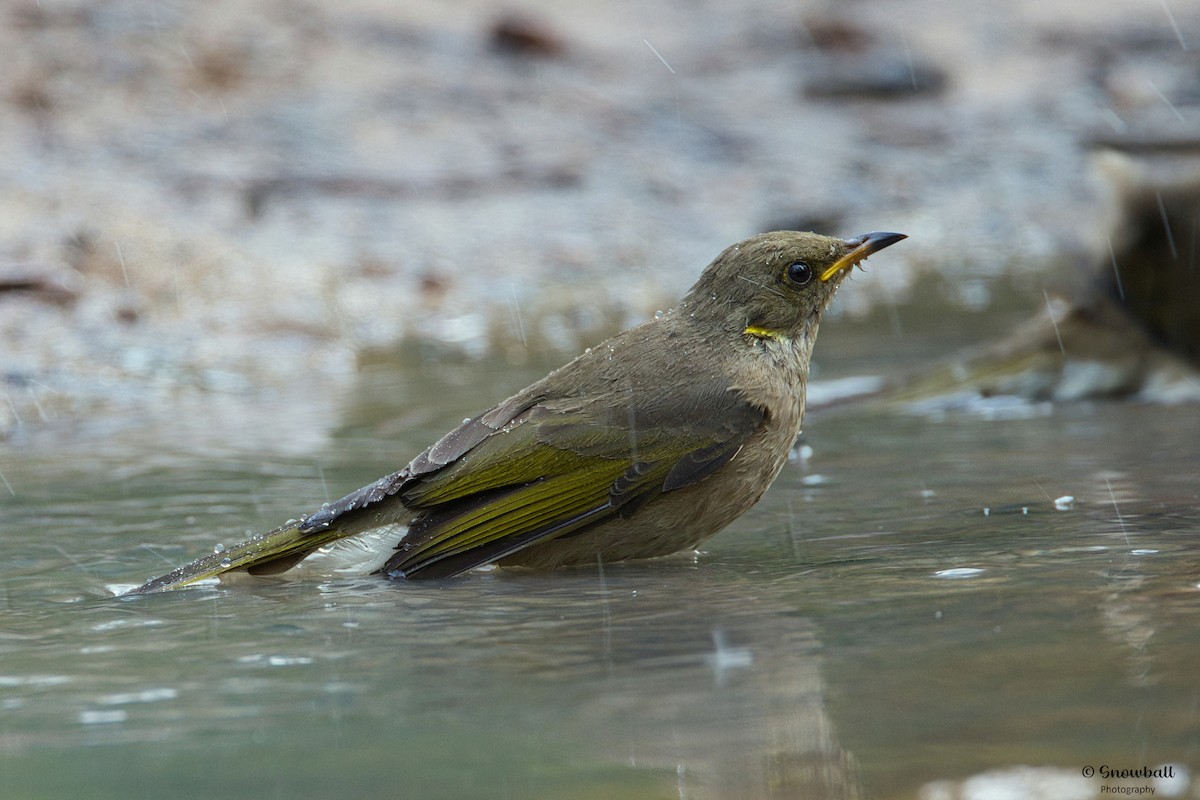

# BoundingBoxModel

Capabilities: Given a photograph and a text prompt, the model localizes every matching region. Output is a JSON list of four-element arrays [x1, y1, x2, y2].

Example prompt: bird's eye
[[786, 261, 813, 286]]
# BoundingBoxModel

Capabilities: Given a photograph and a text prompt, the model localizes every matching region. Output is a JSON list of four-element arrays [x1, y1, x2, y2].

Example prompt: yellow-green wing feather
[[383, 390, 762, 578]]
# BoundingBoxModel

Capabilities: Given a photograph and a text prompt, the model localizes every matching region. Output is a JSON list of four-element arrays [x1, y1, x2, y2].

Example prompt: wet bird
[[129, 230, 906, 593]]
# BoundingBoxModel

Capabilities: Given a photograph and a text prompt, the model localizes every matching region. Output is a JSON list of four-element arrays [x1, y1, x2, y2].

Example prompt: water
[[2, 351, 1199, 799]]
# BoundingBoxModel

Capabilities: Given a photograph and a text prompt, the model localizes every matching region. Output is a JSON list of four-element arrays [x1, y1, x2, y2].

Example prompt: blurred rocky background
[[2, 0, 1199, 440]]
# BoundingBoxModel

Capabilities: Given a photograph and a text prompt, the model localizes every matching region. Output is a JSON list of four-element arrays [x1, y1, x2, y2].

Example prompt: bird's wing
[[382, 380, 765, 578]]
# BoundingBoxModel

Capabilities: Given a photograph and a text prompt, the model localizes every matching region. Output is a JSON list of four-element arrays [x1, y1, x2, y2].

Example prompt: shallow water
[[2, 341, 1199, 799]]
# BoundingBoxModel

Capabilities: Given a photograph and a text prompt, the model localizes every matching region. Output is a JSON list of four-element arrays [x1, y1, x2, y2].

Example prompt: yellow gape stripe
[[743, 325, 784, 340], [819, 263, 843, 281]]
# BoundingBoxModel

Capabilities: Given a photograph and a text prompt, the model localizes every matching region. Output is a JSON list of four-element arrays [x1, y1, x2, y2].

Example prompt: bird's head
[[684, 230, 906, 343]]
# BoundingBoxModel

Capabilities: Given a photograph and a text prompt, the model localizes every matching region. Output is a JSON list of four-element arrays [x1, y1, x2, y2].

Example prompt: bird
[[128, 230, 906, 593]]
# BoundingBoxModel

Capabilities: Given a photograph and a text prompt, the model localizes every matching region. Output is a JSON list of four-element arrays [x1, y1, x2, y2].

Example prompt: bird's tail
[[126, 520, 349, 594], [126, 471, 411, 594]]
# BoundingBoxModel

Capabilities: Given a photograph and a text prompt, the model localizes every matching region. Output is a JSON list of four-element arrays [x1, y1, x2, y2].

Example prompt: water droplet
[[462, 418, 471, 425], [584, 347, 592, 354], [654, 310, 664, 319], [213, 543, 226, 554], [788, 443, 814, 464], [267, 655, 314, 667], [934, 567, 985, 579], [220, 557, 232, 568]]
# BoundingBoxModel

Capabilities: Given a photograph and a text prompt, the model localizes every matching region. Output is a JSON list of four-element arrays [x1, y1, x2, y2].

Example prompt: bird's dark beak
[[820, 231, 908, 282]]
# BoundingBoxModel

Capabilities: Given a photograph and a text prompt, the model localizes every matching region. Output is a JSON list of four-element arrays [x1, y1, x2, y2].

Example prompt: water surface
[[2, 345, 1198, 799]]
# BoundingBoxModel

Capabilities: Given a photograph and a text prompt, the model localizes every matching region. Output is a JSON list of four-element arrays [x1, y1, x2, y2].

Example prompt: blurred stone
[[801, 17, 875, 53], [0, 264, 79, 305], [489, 12, 565, 58], [804, 53, 948, 99], [920, 766, 1093, 800]]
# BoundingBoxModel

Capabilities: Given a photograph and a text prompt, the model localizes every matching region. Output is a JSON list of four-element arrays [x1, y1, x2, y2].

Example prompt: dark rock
[[1099, 159, 1200, 367], [804, 53, 948, 99], [0, 264, 79, 305], [801, 18, 876, 53], [489, 12, 565, 58]]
